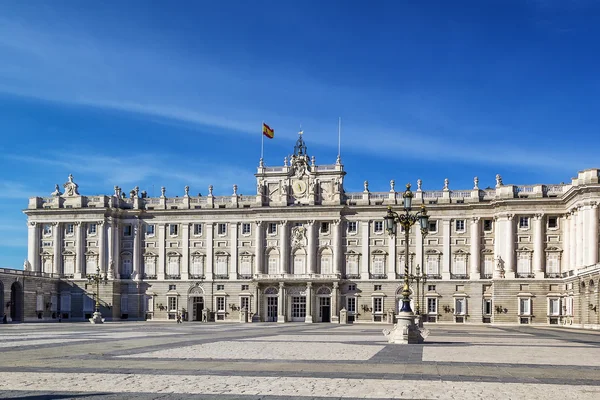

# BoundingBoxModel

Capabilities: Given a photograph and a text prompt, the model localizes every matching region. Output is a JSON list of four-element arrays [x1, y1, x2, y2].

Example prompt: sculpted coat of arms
[[291, 226, 306, 247]]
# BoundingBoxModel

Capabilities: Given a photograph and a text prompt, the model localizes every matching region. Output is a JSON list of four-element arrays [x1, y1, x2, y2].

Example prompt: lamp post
[[382, 183, 429, 344], [410, 264, 428, 327], [87, 265, 108, 324]]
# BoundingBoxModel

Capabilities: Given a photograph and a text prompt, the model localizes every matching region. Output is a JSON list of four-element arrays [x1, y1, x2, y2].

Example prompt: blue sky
[[1, 1, 599, 268]]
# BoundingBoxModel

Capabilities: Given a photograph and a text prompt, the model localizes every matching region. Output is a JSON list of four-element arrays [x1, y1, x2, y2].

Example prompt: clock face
[[293, 180, 307, 195]]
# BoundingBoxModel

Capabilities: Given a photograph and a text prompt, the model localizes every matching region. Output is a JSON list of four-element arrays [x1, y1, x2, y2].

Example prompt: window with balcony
[[482, 254, 494, 278], [144, 257, 156, 278], [372, 255, 385, 277], [546, 253, 560, 277], [215, 255, 228, 277], [346, 255, 359, 278], [452, 254, 467, 278], [239, 256, 252, 277], [426, 255, 440, 276], [190, 256, 204, 278], [268, 255, 279, 274], [517, 252, 533, 277]]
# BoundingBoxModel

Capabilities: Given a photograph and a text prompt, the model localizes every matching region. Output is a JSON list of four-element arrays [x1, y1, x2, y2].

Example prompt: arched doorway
[[187, 285, 205, 322], [10, 282, 23, 322], [316, 286, 332, 323]]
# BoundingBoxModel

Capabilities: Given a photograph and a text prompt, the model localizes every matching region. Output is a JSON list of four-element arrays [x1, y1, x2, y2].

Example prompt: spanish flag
[[262, 123, 274, 139]]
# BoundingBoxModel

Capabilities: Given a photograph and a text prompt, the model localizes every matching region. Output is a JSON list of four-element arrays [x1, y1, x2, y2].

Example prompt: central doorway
[[291, 296, 306, 322], [266, 296, 278, 322], [192, 297, 204, 321], [319, 297, 331, 323]]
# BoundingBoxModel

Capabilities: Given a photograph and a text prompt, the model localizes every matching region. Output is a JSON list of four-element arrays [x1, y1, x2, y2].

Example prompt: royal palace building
[[3, 132, 600, 328]]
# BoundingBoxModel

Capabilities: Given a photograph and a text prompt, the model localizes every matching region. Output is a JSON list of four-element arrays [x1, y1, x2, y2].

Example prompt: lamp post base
[[89, 311, 105, 324], [382, 312, 429, 344]]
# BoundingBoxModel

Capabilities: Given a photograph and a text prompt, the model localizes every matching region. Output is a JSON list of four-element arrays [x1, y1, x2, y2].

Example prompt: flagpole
[[261, 121, 264, 161], [337, 117, 341, 163]]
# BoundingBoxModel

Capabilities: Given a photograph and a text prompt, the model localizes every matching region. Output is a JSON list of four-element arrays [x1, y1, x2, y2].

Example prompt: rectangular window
[[66, 223, 74, 235], [374, 285, 382, 291], [427, 298, 437, 314], [428, 221, 438, 233], [218, 223, 227, 235], [168, 284, 176, 291], [347, 221, 358, 233], [240, 296, 250, 311], [519, 217, 529, 229], [549, 298, 560, 315], [428, 285, 436, 291], [455, 220, 465, 232], [169, 224, 178, 236], [267, 223, 277, 235], [168, 297, 177, 312], [548, 217, 558, 229], [373, 297, 383, 313], [372, 256, 385, 275], [241, 284, 249, 291], [520, 298, 531, 315], [193, 224, 202, 236], [348, 284, 356, 291], [346, 296, 356, 313], [268, 257, 278, 274], [88, 223, 97, 235], [146, 224, 155, 236], [320, 222, 330, 234], [242, 223, 251, 235], [217, 284, 225, 291], [216, 296, 226, 312], [455, 298, 466, 315], [374, 221, 383, 233], [122, 225, 132, 237], [483, 299, 492, 315], [347, 257, 359, 276], [43, 223, 52, 236], [427, 256, 439, 276], [483, 220, 493, 232], [36, 294, 44, 312]]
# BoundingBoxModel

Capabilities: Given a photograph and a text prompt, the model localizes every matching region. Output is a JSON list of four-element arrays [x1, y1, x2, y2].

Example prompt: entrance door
[[192, 297, 204, 321], [10, 282, 22, 322], [266, 297, 278, 322], [320, 297, 331, 323], [291, 296, 306, 322]]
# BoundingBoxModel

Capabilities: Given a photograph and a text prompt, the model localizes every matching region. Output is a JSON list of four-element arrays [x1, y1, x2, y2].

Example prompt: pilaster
[[470, 217, 480, 279], [387, 232, 396, 280], [533, 213, 545, 278], [307, 221, 316, 274], [230, 222, 238, 279], [563, 213, 570, 275], [279, 221, 288, 274], [361, 220, 370, 279], [75, 222, 83, 279], [277, 282, 286, 322], [505, 214, 515, 277], [442, 219, 451, 280], [132, 219, 141, 281], [331, 281, 339, 323], [27, 222, 40, 272], [333, 220, 342, 274], [107, 218, 114, 279], [570, 209, 577, 271], [113, 221, 121, 278], [181, 223, 190, 280], [305, 282, 313, 323], [52, 222, 61, 276], [416, 226, 423, 278], [157, 223, 166, 280], [206, 223, 214, 280], [98, 220, 106, 276], [591, 203, 599, 265], [254, 222, 264, 274], [576, 207, 583, 268]]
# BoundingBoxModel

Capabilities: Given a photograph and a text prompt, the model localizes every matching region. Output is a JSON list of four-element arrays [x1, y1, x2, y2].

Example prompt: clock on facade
[[292, 179, 307, 195]]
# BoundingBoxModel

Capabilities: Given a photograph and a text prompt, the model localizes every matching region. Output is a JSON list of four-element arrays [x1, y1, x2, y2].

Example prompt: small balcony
[[516, 273, 535, 278], [143, 274, 157, 280], [238, 274, 253, 280], [481, 274, 493, 279], [165, 274, 181, 280], [343, 274, 361, 280], [450, 274, 469, 280], [369, 274, 387, 280], [545, 273, 561, 279], [254, 273, 341, 282], [214, 274, 229, 280], [189, 274, 205, 280]]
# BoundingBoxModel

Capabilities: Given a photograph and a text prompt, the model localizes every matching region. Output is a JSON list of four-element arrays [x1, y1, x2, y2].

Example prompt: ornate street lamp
[[87, 265, 108, 324], [382, 183, 430, 344]]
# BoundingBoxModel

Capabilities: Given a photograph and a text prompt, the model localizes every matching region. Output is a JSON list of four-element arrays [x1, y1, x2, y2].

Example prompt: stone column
[[253, 285, 261, 322], [442, 219, 451, 279], [157, 223, 166, 280], [570, 209, 577, 272], [98, 220, 106, 276], [563, 214, 570, 275], [361, 220, 370, 278], [107, 218, 114, 279], [308, 221, 317, 274], [533, 213, 545, 278], [206, 223, 214, 280], [493, 215, 502, 265], [505, 214, 515, 276], [470, 217, 480, 279], [333, 220, 342, 275], [27, 222, 40, 272], [75, 222, 83, 279], [113, 221, 121, 278], [181, 223, 190, 280], [255, 222, 264, 275], [230, 222, 238, 279], [331, 281, 339, 323], [53, 222, 61, 276], [576, 207, 584, 268], [416, 225, 423, 278], [277, 282, 285, 323], [279, 221, 288, 274], [589, 203, 599, 266], [305, 282, 313, 323], [387, 230, 396, 280], [132, 219, 141, 281]]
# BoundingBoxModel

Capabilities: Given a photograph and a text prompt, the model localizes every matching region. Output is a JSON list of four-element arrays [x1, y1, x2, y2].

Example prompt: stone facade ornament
[[184, 186, 190, 197], [257, 179, 265, 195], [473, 177, 479, 190], [208, 185, 213, 197], [291, 226, 306, 247], [23, 259, 31, 271], [283, 156, 288, 167], [63, 174, 79, 197], [160, 186, 166, 198], [496, 174, 503, 188], [233, 184, 238, 195], [311, 155, 316, 167], [443, 178, 449, 191], [51, 184, 62, 196], [364, 180, 369, 193], [417, 179, 422, 192], [390, 180, 395, 193]]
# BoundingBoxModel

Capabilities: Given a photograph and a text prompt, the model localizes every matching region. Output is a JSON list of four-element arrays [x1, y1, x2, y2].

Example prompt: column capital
[[279, 282, 285, 288], [332, 219, 342, 226], [97, 220, 105, 226], [333, 281, 339, 289], [254, 220, 263, 227], [73, 221, 82, 226], [306, 282, 313, 288], [28, 221, 38, 227], [471, 217, 480, 223], [278, 220, 288, 227], [534, 213, 544, 220], [506, 213, 514, 221]]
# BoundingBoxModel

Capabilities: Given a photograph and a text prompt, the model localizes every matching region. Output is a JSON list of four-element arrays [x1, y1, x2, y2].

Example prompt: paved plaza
[[1, 323, 600, 399]]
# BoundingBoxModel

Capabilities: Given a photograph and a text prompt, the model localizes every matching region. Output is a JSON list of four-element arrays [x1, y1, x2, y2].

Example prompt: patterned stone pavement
[[1, 322, 600, 399]]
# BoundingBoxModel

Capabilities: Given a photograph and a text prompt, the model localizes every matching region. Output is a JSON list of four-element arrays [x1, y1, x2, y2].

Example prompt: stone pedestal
[[339, 308, 348, 324], [89, 311, 105, 324], [240, 308, 248, 323], [382, 312, 429, 344]]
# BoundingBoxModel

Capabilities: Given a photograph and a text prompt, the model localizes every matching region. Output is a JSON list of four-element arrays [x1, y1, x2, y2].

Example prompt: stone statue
[[309, 179, 316, 194], [51, 184, 62, 196], [257, 180, 264, 195], [283, 156, 288, 167], [473, 176, 479, 190], [233, 184, 238, 195], [160, 186, 166, 198], [364, 180, 369, 193], [496, 174, 503, 188], [184, 186, 190, 197], [208, 185, 213, 196], [390, 180, 395, 193], [443, 178, 449, 191], [282, 182, 288, 195], [134, 186, 139, 197], [311, 155, 316, 166], [417, 179, 422, 191], [23, 259, 31, 271], [114, 186, 119, 197]]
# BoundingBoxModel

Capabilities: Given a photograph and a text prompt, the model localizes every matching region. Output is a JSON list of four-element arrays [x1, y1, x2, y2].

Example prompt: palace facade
[[6, 133, 600, 328]]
